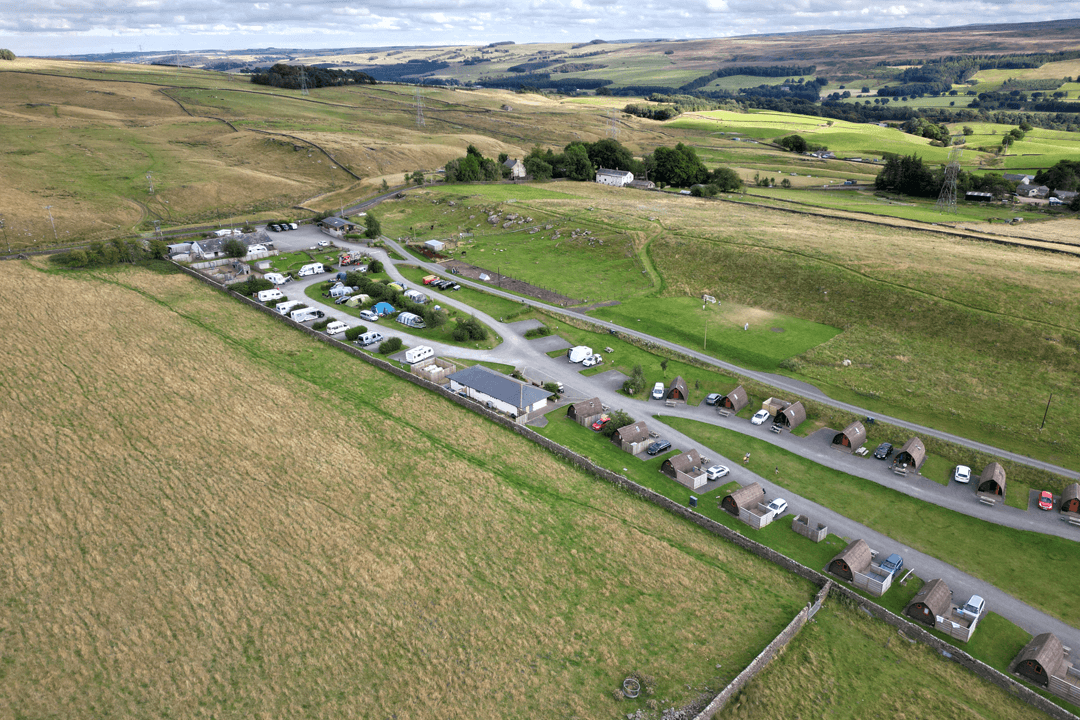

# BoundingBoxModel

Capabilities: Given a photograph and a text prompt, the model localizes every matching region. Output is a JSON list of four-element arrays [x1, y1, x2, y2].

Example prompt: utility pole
[[704, 314, 708, 350], [0, 214, 9, 253], [1041, 393, 1054, 430], [44, 206, 57, 241]]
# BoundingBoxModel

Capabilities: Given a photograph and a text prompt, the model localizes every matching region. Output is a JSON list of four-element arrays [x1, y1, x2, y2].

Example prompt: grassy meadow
[[0, 260, 824, 718]]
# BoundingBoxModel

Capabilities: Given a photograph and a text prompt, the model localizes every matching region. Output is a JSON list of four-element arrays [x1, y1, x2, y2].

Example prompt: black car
[[268, 224, 280, 232], [646, 439, 672, 456], [873, 442, 894, 460]]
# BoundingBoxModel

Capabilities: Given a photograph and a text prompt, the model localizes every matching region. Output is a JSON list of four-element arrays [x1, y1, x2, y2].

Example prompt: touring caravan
[[290, 307, 326, 323], [275, 300, 304, 315], [298, 263, 325, 277], [256, 289, 285, 303], [263, 272, 288, 285], [404, 345, 435, 364], [324, 321, 350, 335]]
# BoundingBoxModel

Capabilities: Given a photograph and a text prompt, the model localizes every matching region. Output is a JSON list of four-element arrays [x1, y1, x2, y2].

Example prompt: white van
[[404, 345, 435, 364], [298, 263, 325, 277], [257, 289, 285, 302], [325, 320, 350, 335], [357, 331, 384, 347], [275, 300, 303, 315], [264, 272, 288, 285], [290, 307, 326, 323]]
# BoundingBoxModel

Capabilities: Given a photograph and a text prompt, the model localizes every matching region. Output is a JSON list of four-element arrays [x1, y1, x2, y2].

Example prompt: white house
[[424, 239, 446, 253], [595, 168, 634, 187], [502, 158, 526, 180], [447, 365, 549, 420], [1016, 183, 1050, 199]]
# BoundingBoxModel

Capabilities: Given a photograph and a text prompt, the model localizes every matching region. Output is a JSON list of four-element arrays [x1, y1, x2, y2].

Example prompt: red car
[[591, 414, 611, 431], [1038, 491, 1054, 511]]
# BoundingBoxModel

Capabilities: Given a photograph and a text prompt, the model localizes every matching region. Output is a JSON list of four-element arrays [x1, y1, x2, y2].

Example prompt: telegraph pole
[[1041, 393, 1054, 430], [0, 214, 9, 253], [44, 205, 57, 241]]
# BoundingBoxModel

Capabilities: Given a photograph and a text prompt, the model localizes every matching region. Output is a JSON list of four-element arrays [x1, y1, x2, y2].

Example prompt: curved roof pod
[[720, 385, 749, 412], [977, 462, 1007, 497], [776, 401, 806, 429], [1012, 633, 1067, 688], [894, 437, 926, 469], [721, 482, 764, 516], [827, 539, 872, 582], [832, 421, 866, 451], [1061, 483, 1080, 515], [904, 578, 952, 627]]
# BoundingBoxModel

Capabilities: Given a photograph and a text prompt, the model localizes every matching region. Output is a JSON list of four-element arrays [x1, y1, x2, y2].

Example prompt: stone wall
[[170, 262, 1080, 720]]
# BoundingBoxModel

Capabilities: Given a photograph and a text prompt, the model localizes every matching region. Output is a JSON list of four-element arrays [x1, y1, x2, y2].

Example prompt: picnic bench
[[769, 423, 783, 434]]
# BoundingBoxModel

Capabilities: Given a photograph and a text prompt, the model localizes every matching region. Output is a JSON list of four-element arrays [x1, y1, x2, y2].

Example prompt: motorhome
[[263, 272, 288, 285], [324, 321, 350, 335], [297, 263, 325, 277], [567, 346, 593, 363], [357, 331, 384, 347], [290, 307, 326, 323], [256, 289, 285, 303], [404, 345, 435, 364]]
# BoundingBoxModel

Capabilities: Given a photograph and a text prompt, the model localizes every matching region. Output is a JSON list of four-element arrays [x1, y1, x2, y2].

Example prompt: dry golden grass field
[[0, 260, 816, 718]]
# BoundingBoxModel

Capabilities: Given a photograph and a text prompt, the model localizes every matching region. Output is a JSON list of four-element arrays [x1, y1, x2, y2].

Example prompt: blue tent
[[373, 302, 395, 316]]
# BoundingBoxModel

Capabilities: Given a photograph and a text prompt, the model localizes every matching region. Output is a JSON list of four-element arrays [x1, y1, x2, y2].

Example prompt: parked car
[[705, 393, 722, 406], [1038, 490, 1054, 511], [751, 409, 770, 425], [359, 310, 380, 322], [591, 415, 610, 432], [651, 382, 665, 400], [289, 222, 299, 230], [646, 439, 672, 456], [706, 464, 730, 481], [766, 498, 788, 516], [879, 553, 904, 576], [960, 595, 985, 618], [873, 442, 894, 460], [582, 354, 603, 368], [268, 224, 281, 232], [317, 240, 330, 247], [953, 465, 972, 483], [334, 295, 352, 304]]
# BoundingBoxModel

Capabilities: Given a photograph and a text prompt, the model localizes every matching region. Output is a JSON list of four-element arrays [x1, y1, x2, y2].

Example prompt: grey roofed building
[[1052, 189, 1078, 200], [1004, 173, 1034, 184], [447, 365, 549, 416], [1016, 183, 1050, 198], [502, 158, 526, 179]]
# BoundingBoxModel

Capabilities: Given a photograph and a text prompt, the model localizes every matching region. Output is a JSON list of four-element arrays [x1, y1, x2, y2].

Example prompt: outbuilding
[[775, 401, 806, 430], [424, 239, 446, 253], [904, 578, 952, 628], [447, 365, 550, 420], [827, 539, 872, 582], [567, 397, 605, 427], [719, 386, 749, 413], [666, 376, 689, 402], [977, 462, 1007, 499], [662, 449, 707, 489], [612, 421, 651, 454], [1062, 483, 1080, 516], [318, 217, 357, 238], [1012, 633, 1067, 688], [894, 437, 926, 470], [721, 482, 765, 516], [832, 421, 866, 452]]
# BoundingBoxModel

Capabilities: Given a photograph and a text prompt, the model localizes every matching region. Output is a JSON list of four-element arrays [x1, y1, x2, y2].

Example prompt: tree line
[[0, 49, 15, 61], [250, 64, 377, 89]]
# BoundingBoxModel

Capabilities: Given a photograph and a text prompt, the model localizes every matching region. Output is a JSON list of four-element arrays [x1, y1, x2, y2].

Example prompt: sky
[[4, 1, 1080, 57]]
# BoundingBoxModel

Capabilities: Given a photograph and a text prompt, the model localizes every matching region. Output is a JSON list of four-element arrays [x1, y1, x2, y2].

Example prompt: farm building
[[666, 376, 689, 402], [832, 421, 866, 452], [827, 539, 872, 582], [612, 421, 651, 454], [595, 168, 634, 187], [424, 239, 446, 253], [775, 401, 806, 430], [965, 191, 993, 202], [628, 178, 656, 190], [1061, 483, 1080, 516], [721, 482, 765, 516], [502, 158, 526, 179], [904, 578, 952, 628], [1012, 633, 1068, 688], [977, 462, 1007, 500], [719, 386, 749, 413], [318, 217, 357, 238], [567, 397, 605, 427], [447, 365, 549, 421], [1004, 173, 1034, 184], [894, 437, 926, 469], [661, 450, 707, 490]]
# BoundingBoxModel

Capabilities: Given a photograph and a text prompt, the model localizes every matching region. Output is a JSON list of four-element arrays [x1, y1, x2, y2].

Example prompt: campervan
[[324, 321, 350, 335], [290, 307, 326, 323], [396, 312, 427, 329], [567, 346, 593, 364], [404, 345, 435, 364], [275, 300, 304, 316], [256, 289, 285, 303], [298, 263, 325, 277], [357, 331, 384, 347], [263, 272, 288, 285]]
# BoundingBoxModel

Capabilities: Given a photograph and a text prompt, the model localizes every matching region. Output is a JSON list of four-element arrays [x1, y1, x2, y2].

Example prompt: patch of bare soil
[[442, 259, 582, 306]]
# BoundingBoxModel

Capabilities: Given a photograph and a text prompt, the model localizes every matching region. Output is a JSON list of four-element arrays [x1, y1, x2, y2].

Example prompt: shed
[[977, 462, 1006, 497], [612, 421, 650, 454], [1061, 483, 1080, 515], [904, 578, 952, 628], [721, 482, 765, 516], [1012, 633, 1067, 687], [720, 386, 749, 413], [775, 401, 806, 430], [666, 376, 688, 402], [662, 449, 704, 480], [894, 437, 926, 469], [827, 539, 872, 582], [567, 397, 605, 427], [832, 421, 866, 451], [424, 239, 446, 253]]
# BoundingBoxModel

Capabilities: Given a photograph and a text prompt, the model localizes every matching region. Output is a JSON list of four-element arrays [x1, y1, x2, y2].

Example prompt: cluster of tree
[[679, 65, 818, 93], [775, 134, 827, 153], [52, 238, 168, 268], [599, 409, 634, 438], [647, 143, 711, 187], [874, 154, 1036, 199], [878, 50, 1080, 98], [523, 142, 601, 181], [740, 78, 828, 103], [474, 73, 611, 92], [900, 117, 951, 144], [339, 272, 449, 330], [1034, 160, 1080, 193], [624, 94, 739, 120], [444, 145, 503, 183], [361, 60, 449, 82], [0, 49, 16, 61], [622, 103, 680, 121], [507, 60, 556, 73], [250, 64, 376, 89], [451, 315, 487, 342]]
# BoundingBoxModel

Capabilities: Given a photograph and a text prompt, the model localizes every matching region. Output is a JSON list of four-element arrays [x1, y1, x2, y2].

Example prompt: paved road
[[271, 235, 1080, 659]]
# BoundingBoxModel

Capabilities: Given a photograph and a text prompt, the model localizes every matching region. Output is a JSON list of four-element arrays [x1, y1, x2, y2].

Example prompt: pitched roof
[[502, 157, 522, 168], [447, 365, 549, 410], [613, 420, 649, 444], [663, 449, 703, 475], [596, 168, 633, 178], [1004, 173, 1033, 182], [568, 397, 604, 419], [321, 217, 350, 228], [1012, 632, 1068, 679]]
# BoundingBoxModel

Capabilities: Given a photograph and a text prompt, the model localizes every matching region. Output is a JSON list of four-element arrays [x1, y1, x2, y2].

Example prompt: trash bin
[[689, 496, 698, 508]]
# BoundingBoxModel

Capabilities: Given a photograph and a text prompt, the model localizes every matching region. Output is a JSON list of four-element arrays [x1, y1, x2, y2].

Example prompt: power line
[[936, 143, 962, 214], [607, 109, 619, 140], [415, 87, 425, 127], [300, 70, 309, 96]]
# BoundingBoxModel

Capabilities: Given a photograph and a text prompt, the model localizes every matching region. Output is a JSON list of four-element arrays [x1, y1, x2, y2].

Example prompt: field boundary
[[170, 260, 1078, 720]]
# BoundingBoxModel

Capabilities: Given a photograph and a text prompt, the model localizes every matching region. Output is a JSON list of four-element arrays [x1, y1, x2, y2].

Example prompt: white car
[[651, 382, 665, 400], [317, 240, 330, 247], [359, 310, 380, 322], [766, 498, 788, 516], [953, 465, 972, 483], [706, 465, 730, 481], [582, 354, 603, 368], [751, 409, 771, 425]]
